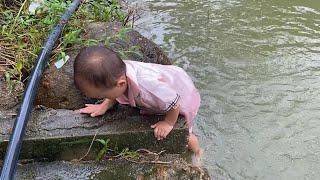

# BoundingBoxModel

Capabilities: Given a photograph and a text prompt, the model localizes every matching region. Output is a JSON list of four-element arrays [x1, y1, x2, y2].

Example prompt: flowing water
[[129, 0, 320, 179]]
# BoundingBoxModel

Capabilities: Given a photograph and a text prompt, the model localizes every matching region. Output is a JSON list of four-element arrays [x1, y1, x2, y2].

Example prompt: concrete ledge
[[15, 155, 210, 180], [0, 105, 188, 161]]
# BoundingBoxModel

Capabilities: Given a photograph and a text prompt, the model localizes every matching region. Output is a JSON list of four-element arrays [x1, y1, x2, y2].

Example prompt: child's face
[[81, 77, 127, 100]]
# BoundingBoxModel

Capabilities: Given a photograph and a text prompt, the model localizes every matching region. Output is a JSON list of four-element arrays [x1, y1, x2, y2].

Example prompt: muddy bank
[[0, 79, 23, 113]]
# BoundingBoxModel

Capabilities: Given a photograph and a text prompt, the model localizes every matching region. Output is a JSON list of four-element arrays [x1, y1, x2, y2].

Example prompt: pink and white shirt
[[116, 60, 200, 130]]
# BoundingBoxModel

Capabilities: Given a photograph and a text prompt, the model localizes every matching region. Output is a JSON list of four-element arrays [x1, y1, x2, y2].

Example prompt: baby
[[74, 46, 202, 164]]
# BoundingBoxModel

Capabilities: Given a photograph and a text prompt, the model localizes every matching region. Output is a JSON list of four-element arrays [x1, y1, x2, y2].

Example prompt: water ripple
[[132, 0, 320, 179]]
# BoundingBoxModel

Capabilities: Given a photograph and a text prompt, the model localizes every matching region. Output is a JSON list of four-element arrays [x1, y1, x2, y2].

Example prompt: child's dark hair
[[74, 46, 126, 90]]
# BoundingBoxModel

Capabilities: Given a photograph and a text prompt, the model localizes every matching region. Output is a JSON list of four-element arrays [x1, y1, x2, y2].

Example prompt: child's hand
[[79, 99, 116, 117], [151, 120, 173, 141], [79, 103, 108, 117]]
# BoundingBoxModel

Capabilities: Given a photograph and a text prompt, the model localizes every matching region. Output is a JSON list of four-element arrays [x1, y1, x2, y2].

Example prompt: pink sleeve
[[140, 80, 180, 112]]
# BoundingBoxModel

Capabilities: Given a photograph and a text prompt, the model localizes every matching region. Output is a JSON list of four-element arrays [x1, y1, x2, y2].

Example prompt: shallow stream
[[130, 1, 320, 179]]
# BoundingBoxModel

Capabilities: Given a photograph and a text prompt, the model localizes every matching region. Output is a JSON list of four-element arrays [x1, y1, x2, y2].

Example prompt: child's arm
[[151, 104, 180, 141], [79, 98, 116, 117]]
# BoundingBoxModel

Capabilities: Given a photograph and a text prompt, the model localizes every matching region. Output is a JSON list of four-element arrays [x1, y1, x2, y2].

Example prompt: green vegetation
[[95, 138, 139, 162], [0, 0, 140, 92], [95, 138, 110, 161]]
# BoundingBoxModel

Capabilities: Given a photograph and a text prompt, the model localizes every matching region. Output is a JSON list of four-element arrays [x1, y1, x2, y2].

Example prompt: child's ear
[[118, 79, 126, 87], [117, 75, 127, 87]]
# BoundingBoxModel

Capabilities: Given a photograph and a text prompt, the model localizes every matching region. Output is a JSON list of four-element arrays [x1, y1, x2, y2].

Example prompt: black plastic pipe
[[0, 0, 81, 179]]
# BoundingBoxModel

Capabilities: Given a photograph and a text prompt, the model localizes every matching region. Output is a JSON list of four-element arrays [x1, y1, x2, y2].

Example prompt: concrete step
[[0, 105, 188, 161], [14, 155, 210, 180]]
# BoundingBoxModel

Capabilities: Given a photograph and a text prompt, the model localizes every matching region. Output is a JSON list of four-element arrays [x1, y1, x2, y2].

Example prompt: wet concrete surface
[[15, 154, 210, 180], [0, 105, 188, 161]]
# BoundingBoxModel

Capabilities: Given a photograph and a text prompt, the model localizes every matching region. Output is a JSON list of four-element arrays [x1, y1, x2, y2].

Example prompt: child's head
[[74, 46, 127, 99]]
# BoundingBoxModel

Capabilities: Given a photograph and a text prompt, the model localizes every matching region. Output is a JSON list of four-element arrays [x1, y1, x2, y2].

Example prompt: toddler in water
[[74, 46, 202, 164]]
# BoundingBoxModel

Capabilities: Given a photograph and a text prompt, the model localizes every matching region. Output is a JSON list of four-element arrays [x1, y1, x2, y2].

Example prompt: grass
[[95, 138, 139, 162], [0, 0, 140, 92]]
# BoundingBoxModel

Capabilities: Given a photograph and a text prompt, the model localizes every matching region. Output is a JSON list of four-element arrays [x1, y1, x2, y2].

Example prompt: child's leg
[[188, 133, 201, 154], [188, 133, 203, 166]]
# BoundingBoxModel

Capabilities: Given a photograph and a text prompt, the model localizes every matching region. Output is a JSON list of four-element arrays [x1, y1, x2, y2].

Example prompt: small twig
[[131, 14, 134, 28], [123, 157, 140, 164], [136, 148, 158, 155], [10, 0, 28, 34], [20, 49, 37, 57], [136, 149, 166, 156], [0, 63, 12, 66], [146, 160, 172, 165], [78, 130, 99, 161], [105, 154, 122, 159], [0, 52, 15, 59], [123, 10, 133, 26], [0, 112, 18, 118], [0, 56, 15, 66], [119, 149, 171, 165], [0, 44, 20, 49], [124, 157, 172, 165], [157, 150, 166, 156]]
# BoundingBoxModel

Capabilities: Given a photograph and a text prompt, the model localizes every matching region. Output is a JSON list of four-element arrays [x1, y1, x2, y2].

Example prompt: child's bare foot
[[191, 148, 203, 167]]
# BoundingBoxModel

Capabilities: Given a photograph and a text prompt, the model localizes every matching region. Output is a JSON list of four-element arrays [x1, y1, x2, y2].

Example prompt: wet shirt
[[116, 60, 201, 128]]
